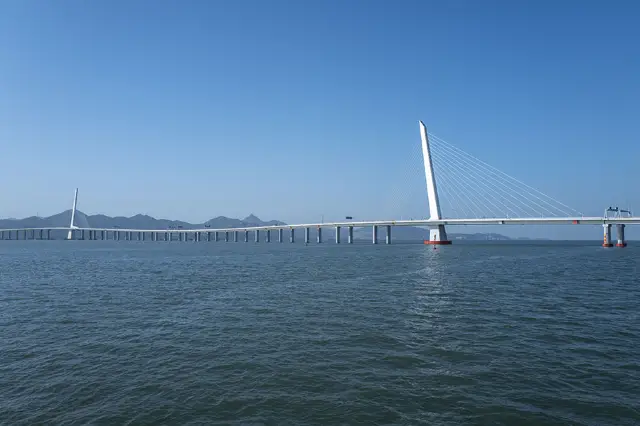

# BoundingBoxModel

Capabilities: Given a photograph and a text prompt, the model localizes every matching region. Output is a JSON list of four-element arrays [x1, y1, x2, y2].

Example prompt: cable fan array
[[427, 133, 582, 219]]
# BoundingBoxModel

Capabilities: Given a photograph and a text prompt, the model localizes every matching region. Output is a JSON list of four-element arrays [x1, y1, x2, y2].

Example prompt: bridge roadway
[[1, 216, 639, 235]]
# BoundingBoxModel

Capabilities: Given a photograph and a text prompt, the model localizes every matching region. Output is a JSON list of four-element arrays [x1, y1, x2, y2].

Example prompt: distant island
[[0, 210, 514, 241]]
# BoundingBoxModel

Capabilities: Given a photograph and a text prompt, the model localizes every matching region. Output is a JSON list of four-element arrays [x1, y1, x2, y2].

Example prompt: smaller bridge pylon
[[66, 188, 79, 240]]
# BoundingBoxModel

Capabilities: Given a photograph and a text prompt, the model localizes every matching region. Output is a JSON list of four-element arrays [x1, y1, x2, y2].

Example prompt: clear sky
[[1, 0, 638, 238]]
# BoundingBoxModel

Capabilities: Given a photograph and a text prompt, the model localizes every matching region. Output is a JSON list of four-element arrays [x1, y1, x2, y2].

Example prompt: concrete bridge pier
[[234, 231, 239, 242], [39, 229, 43, 240], [304, 228, 310, 244], [255, 230, 260, 243], [372, 225, 378, 244], [616, 224, 627, 247], [244, 230, 249, 242], [317, 227, 322, 244], [386, 225, 392, 244], [426, 225, 452, 245], [335, 226, 341, 244], [266, 230, 271, 243], [278, 228, 283, 243], [603, 224, 613, 247], [290, 228, 295, 243], [48, 229, 51, 240], [214, 231, 219, 242], [81, 230, 86, 240]]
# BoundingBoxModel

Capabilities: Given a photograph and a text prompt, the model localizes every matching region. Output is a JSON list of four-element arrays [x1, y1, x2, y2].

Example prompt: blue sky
[[1, 0, 638, 238]]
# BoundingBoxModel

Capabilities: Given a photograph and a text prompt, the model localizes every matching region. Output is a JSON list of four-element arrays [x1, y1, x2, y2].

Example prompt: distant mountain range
[[0, 211, 512, 241], [0, 211, 286, 231]]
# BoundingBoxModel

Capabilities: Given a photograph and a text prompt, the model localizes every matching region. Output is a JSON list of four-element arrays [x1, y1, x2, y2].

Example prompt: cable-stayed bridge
[[1, 121, 638, 247]]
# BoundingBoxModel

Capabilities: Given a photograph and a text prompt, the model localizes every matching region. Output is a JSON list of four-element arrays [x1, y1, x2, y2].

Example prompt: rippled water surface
[[1, 240, 639, 425]]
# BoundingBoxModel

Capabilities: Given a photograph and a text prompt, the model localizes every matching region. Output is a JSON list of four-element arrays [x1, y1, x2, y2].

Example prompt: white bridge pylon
[[66, 188, 79, 240], [419, 121, 450, 244]]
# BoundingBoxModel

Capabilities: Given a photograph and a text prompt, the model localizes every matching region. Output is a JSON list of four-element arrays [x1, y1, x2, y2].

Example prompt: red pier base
[[602, 243, 613, 248], [616, 243, 627, 248], [424, 240, 452, 245]]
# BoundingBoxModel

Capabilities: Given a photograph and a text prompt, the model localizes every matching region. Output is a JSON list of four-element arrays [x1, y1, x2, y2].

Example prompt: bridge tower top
[[419, 121, 443, 220]]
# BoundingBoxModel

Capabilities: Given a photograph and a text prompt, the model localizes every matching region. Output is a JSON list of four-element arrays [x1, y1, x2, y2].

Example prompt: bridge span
[[1, 121, 637, 247]]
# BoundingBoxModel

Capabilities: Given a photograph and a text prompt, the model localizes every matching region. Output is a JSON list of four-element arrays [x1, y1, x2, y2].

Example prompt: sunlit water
[[1, 240, 639, 425]]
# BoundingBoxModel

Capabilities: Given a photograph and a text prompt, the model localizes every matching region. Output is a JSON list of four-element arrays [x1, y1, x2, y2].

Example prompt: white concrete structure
[[419, 121, 450, 244], [66, 188, 79, 240]]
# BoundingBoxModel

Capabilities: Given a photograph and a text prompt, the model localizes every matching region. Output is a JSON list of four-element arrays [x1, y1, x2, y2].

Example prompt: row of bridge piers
[[0, 225, 394, 244], [0, 224, 629, 246], [603, 224, 627, 247]]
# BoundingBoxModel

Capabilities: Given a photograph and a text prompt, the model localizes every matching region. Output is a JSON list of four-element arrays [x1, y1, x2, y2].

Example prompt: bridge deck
[[1, 217, 639, 233]]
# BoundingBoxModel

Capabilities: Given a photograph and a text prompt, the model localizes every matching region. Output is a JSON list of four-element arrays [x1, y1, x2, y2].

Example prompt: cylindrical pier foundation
[[290, 228, 295, 243], [335, 226, 341, 244], [317, 227, 322, 244], [304, 228, 310, 244], [616, 224, 627, 247], [603, 224, 613, 247], [372, 225, 378, 244], [386, 225, 391, 245], [278, 228, 283, 243]]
